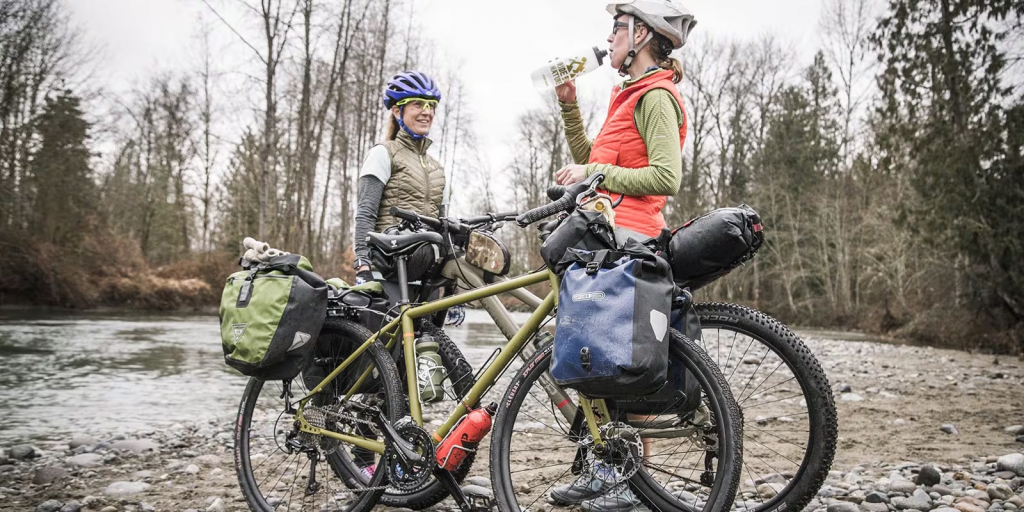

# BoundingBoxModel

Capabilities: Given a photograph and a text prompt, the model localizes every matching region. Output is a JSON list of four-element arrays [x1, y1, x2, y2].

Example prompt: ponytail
[[664, 56, 684, 84], [649, 32, 683, 84], [384, 112, 400, 141]]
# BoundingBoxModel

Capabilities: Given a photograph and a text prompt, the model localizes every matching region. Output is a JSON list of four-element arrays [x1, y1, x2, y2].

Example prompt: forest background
[[0, 0, 1021, 353]]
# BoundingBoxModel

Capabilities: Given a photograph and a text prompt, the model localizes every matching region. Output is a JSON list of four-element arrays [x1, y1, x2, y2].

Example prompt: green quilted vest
[[376, 131, 446, 231]]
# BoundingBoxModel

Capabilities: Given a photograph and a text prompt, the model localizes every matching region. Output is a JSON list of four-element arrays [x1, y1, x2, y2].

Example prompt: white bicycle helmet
[[607, 0, 697, 74]]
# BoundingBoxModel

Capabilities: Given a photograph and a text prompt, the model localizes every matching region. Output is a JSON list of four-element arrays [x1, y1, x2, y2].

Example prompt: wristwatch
[[353, 258, 371, 270]]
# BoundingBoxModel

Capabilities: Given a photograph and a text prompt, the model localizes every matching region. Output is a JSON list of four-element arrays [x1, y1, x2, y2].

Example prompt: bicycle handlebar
[[515, 173, 605, 227], [389, 207, 517, 236]]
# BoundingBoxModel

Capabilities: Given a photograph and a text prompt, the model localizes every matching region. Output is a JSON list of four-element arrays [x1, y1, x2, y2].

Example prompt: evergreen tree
[[874, 0, 1024, 334], [28, 89, 94, 245]]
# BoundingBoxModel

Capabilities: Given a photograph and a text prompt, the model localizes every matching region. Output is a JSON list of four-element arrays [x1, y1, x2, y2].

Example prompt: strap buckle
[[585, 261, 601, 275]]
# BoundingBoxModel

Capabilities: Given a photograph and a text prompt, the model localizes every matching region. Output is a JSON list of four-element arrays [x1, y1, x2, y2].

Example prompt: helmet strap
[[618, 16, 654, 77], [396, 105, 427, 140]]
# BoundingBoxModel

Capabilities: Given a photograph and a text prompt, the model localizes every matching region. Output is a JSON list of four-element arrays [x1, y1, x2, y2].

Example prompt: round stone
[[9, 444, 36, 459], [866, 491, 891, 503], [988, 484, 1014, 501], [757, 483, 786, 499], [59, 501, 82, 512], [206, 498, 225, 512], [36, 500, 62, 512], [920, 466, 943, 487], [32, 466, 69, 485], [67, 453, 103, 468], [827, 503, 861, 512], [104, 481, 151, 496], [109, 439, 159, 454], [891, 480, 921, 494], [68, 435, 97, 450], [996, 454, 1024, 478]]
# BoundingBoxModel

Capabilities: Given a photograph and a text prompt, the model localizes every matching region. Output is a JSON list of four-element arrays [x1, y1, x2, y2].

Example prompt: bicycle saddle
[[367, 231, 443, 255]]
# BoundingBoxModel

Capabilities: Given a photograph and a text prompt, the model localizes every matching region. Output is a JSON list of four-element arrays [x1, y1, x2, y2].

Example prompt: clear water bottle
[[415, 334, 445, 403], [531, 46, 609, 93]]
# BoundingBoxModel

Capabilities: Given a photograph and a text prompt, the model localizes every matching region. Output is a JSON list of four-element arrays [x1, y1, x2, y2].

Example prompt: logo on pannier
[[650, 310, 668, 341], [232, 323, 248, 343], [289, 331, 312, 352], [571, 291, 606, 302]]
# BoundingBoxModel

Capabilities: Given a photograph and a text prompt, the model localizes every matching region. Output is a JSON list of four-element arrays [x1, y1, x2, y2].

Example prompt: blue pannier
[[550, 244, 675, 398]]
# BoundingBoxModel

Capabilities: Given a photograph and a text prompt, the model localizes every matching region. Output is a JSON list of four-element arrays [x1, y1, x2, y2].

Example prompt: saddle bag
[[220, 254, 328, 380], [550, 241, 675, 398], [668, 204, 764, 290]]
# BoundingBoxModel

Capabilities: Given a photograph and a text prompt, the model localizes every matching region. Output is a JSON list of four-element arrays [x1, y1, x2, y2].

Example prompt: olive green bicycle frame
[[292, 263, 611, 455]]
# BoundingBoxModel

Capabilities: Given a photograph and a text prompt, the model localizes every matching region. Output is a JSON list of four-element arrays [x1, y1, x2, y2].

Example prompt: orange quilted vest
[[589, 69, 687, 238]]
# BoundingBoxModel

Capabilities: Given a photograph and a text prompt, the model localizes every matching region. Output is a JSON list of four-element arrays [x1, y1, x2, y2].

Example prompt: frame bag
[[220, 254, 328, 380], [551, 241, 675, 398]]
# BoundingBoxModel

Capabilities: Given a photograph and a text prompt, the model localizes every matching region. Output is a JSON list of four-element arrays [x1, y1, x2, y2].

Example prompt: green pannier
[[219, 254, 328, 380]]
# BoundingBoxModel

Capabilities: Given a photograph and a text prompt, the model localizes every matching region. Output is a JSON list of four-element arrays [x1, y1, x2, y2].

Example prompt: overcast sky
[[68, 0, 826, 195]]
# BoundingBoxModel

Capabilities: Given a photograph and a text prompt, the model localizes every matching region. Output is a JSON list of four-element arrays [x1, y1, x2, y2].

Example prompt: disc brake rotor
[[582, 421, 644, 488]]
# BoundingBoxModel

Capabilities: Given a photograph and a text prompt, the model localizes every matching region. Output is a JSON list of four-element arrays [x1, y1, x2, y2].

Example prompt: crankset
[[384, 420, 435, 491]]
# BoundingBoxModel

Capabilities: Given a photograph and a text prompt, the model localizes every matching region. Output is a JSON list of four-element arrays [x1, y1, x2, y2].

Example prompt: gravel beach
[[1, 333, 1021, 512]]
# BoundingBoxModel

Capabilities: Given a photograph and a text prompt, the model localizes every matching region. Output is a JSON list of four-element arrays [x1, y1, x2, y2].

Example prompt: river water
[[0, 309, 528, 444]]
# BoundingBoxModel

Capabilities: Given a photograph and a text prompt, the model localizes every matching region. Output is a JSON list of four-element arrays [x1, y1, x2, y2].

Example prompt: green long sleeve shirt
[[559, 71, 684, 196]]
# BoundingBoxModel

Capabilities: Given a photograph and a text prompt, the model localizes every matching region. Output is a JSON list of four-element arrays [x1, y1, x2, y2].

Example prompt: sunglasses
[[396, 98, 438, 111], [611, 21, 629, 35]]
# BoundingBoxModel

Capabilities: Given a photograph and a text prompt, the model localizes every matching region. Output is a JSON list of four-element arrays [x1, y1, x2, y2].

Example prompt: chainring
[[384, 421, 436, 491]]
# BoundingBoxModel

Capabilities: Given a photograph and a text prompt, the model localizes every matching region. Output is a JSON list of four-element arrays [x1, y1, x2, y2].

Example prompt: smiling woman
[[352, 71, 450, 284]]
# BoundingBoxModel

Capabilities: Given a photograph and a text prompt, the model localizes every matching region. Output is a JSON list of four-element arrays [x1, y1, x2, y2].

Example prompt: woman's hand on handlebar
[[555, 164, 588, 186]]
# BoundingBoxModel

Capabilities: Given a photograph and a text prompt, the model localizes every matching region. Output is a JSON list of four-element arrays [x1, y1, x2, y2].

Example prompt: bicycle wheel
[[694, 302, 837, 512], [490, 329, 743, 512], [307, 320, 477, 510], [235, 318, 406, 512]]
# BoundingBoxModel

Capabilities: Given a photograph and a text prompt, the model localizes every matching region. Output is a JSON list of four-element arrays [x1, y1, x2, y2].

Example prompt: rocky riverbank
[[1, 329, 1022, 512], [0, 423, 1022, 512]]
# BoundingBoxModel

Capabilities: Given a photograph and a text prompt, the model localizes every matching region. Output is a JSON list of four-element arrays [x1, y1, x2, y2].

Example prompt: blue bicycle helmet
[[383, 71, 442, 140], [382, 71, 442, 109]]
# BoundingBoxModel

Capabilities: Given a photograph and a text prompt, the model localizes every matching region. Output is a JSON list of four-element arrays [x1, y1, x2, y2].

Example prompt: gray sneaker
[[580, 483, 642, 512], [549, 463, 618, 505]]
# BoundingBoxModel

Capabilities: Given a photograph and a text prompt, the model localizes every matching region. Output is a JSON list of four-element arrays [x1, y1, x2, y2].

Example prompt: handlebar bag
[[550, 241, 674, 398], [466, 231, 511, 276], [220, 254, 328, 380], [540, 209, 616, 274], [668, 204, 764, 290]]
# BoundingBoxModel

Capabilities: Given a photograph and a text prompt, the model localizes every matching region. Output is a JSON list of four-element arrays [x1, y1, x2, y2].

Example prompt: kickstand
[[435, 468, 493, 512]]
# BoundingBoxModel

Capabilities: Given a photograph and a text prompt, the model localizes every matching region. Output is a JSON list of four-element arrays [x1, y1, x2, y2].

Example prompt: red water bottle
[[435, 403, 497, 470]]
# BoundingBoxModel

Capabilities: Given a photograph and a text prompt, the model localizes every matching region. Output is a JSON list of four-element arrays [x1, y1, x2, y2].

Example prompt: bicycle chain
[[298, 403, 402, 494]]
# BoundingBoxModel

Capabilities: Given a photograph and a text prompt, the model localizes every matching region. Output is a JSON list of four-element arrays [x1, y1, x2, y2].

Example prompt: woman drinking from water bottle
[[548, 1, 697, 511]]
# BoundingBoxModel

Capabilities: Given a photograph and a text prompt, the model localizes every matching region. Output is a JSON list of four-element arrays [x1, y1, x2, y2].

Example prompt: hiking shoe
[[358, 464, 375, 482], [549, 463, 617, 505], [580, 483, 642, 512]]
